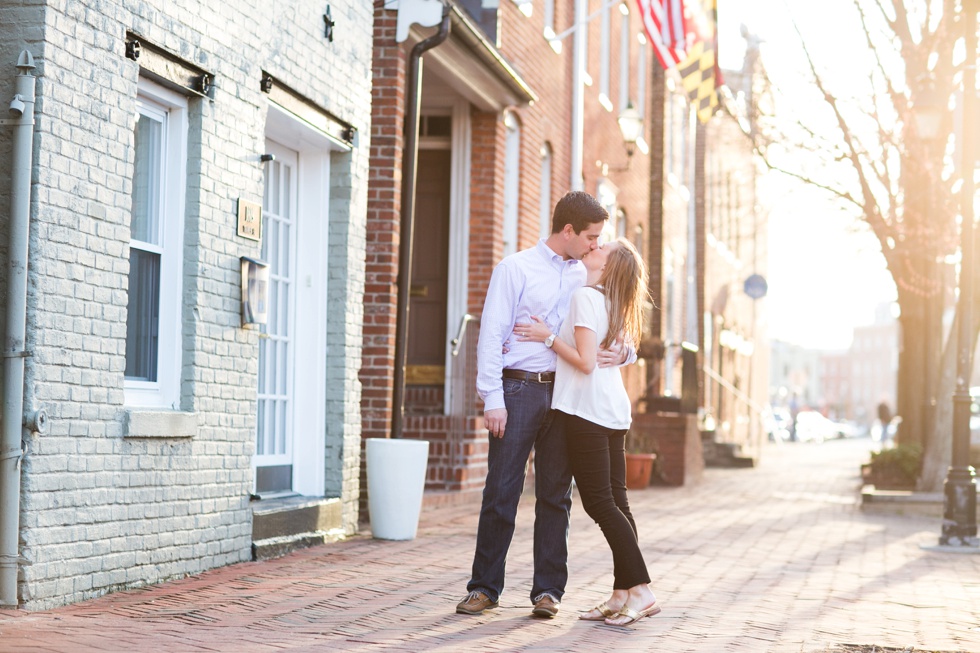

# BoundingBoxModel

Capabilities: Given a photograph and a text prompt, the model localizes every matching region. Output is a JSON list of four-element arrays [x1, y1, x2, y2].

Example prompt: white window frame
[[636, 32, 648, 118], [124, 79, 187, 409], [598, 0, 612, 111], [619, 8, 631, 111], [539, 142, 553, 238], [502, 111, 521, 257], [511, 0, 533, 17], [544, 0, 561, 53], [596, 178, 619, 245]]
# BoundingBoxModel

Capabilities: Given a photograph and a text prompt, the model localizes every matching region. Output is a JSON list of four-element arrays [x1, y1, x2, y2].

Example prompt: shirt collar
[[537, 239, 579, 266]]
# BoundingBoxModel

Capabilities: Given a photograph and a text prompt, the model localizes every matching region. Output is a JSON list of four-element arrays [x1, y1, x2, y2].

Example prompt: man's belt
[[502, 369, 555, 384]]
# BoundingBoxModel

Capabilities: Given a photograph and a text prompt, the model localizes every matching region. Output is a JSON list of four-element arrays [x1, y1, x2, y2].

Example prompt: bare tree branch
[[754, 148, 864, 210], [857, 0, 910, 120], [786, 12, 895, 261]]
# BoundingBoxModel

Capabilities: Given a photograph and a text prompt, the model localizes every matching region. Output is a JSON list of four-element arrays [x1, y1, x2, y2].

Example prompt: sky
[[717, 0, 899, 350]]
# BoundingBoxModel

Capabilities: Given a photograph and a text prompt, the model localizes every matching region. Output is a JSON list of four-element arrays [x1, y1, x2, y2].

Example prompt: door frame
[[257, 101, 348, 496], [254, 140, 299, 492], [444, 99, 472, 414]]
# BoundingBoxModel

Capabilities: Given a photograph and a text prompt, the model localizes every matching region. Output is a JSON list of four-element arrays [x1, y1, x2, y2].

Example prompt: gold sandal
[[579, 601, 618, 621], [604, 601, 661, 626]]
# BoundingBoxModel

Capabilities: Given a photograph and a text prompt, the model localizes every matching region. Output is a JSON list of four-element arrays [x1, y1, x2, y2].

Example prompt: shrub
[[868, 443, 922, 489]]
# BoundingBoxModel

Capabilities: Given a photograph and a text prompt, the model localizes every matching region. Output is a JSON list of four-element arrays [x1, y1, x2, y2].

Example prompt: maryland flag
[[677, 0, 722, 123]]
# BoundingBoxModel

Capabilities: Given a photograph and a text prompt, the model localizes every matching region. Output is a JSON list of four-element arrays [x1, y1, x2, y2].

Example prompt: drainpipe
[[391, 6, 451, 439], [1, 50, 37, 608]]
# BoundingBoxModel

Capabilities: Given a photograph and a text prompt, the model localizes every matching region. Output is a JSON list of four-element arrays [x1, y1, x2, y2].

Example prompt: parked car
[[833, 420, 867, 439], [764, 407, 793, 442], [794, 410, 839, 443]]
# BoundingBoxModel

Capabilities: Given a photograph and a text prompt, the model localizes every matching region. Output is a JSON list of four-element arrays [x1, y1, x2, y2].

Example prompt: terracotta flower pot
[[625, 453, 657, 490]]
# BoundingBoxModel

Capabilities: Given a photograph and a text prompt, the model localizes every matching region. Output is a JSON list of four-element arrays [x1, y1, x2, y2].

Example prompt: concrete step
[[701, 432, 757, 468], [251, 496, 345, 561]]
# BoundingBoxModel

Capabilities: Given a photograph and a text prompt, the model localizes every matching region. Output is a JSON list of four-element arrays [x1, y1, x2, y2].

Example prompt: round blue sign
[[744, 273, 768, 300]]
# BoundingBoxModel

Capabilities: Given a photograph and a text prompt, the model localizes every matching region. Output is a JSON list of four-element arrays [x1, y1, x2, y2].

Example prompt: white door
[[254, 118, 333, 498], [255, 140, 298, 495]]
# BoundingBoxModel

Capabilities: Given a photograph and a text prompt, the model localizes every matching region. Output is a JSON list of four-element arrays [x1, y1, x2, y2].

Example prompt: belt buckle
[[535, 372, 546, 383]]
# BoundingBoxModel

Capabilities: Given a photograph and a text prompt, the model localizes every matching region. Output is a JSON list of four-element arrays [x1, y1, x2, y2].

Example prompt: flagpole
[[549, 0, 631, 42]]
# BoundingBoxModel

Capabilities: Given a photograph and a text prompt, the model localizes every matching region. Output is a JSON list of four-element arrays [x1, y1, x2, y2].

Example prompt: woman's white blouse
[[551, 287, 632, 430]]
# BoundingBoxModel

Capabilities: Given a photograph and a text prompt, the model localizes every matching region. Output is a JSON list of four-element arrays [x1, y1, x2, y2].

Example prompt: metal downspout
[[391, 7, 451, 439], [0, 50, 37, 608]]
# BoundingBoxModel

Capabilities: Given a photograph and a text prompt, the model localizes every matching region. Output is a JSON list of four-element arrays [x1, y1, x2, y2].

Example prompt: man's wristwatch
[[544, 333, 556, 349]]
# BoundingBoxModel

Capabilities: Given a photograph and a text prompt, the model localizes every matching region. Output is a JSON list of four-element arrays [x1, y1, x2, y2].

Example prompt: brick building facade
[[365, 0, 666, 502], [0, 0, 768, 610], [0, 0, 372, 609]]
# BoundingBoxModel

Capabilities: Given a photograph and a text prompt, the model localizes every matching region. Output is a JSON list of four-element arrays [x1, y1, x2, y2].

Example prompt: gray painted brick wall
[[0, 0, 371, 610]]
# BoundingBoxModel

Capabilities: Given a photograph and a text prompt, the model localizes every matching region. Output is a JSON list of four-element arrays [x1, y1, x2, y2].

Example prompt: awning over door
[[404, 5, 537, 112]]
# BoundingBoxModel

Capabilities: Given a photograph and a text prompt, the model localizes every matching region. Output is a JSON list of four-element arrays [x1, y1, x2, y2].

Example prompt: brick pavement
[[1, 438, 978, 652]]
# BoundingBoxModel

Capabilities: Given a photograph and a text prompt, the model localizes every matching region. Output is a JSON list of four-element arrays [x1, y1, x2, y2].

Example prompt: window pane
[[256, 400, 266, 455], [132, 113, 163, 244], [271, 161, 281, 214], [125, 248, 161, 381]]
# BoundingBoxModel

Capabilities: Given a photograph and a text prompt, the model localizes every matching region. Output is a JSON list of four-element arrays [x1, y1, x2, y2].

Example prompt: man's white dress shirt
[[476, 240, 585, 412]]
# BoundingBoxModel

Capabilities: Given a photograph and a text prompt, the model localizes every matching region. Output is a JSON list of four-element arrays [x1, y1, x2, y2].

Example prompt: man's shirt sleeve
[[476, 261, 521, 412]]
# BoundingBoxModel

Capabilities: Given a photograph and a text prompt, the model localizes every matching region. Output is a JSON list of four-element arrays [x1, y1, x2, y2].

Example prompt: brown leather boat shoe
[[456, 590, 498, 615], [531, 593, 560, 618]]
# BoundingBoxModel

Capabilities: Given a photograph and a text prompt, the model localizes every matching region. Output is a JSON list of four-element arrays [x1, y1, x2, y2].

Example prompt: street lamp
[[911, 77, 944, 472], [939, 0, 978, 548], [911, 79, 944, 141]]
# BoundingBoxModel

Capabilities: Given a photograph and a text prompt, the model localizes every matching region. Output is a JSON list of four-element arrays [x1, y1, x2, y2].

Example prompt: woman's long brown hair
[[595, 238, 649, 349]]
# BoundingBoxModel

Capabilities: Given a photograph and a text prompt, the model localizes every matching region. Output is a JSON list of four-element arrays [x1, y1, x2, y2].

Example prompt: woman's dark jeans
[[467, 377, 573, 603], [561, 411, 651, 590]]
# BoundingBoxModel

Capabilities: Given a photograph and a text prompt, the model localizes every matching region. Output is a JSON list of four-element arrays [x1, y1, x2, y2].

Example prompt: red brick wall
[[467, 109, 505, 311], [496, 1, 573, 250], [648, 65, 666, 343], [630, 412, 703, 486], [365, 2, 673, 502], [361, 6, 405, 443], [695, 121, 707, 407]]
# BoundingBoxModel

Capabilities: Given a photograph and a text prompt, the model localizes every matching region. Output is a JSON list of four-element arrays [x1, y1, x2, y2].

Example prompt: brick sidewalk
[[1, 438, 978, 652]]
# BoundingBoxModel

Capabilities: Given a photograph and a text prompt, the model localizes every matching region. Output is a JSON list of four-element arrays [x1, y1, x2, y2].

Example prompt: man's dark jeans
[[467, 377, 572, 603]]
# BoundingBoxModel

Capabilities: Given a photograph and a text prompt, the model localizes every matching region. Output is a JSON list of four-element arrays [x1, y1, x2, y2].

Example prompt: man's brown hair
[[550, 191, 608, 234]]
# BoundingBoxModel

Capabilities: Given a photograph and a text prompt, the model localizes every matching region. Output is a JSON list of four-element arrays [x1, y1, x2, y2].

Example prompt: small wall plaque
[[237, 199, 262, 241]]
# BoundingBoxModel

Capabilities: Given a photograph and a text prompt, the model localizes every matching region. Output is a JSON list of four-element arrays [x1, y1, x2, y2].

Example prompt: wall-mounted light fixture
[[604, 101, 644, 173], [911, 77, 943, 141], [617, 101, 643, 160], [241, 257, 270, 327]]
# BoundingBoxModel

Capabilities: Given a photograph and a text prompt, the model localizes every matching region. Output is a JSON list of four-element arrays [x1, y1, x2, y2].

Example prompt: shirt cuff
[[483, 392, 505, 413]]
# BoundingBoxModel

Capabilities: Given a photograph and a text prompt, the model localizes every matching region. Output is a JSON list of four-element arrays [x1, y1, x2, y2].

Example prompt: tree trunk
[[919, 298, 980, 491], [895, 292, 928, 449], [919, 309, 959, 491]]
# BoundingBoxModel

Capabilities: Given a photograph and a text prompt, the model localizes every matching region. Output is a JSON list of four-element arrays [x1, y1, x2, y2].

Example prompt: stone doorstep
[[252, 531, 347, 561], [702, 440, 757, 468], [251, 496, 344, 560], [860, 483, 980, 518]]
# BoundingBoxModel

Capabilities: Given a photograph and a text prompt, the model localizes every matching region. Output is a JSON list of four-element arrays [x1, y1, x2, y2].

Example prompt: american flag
[[636, 0, 686, 70]]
